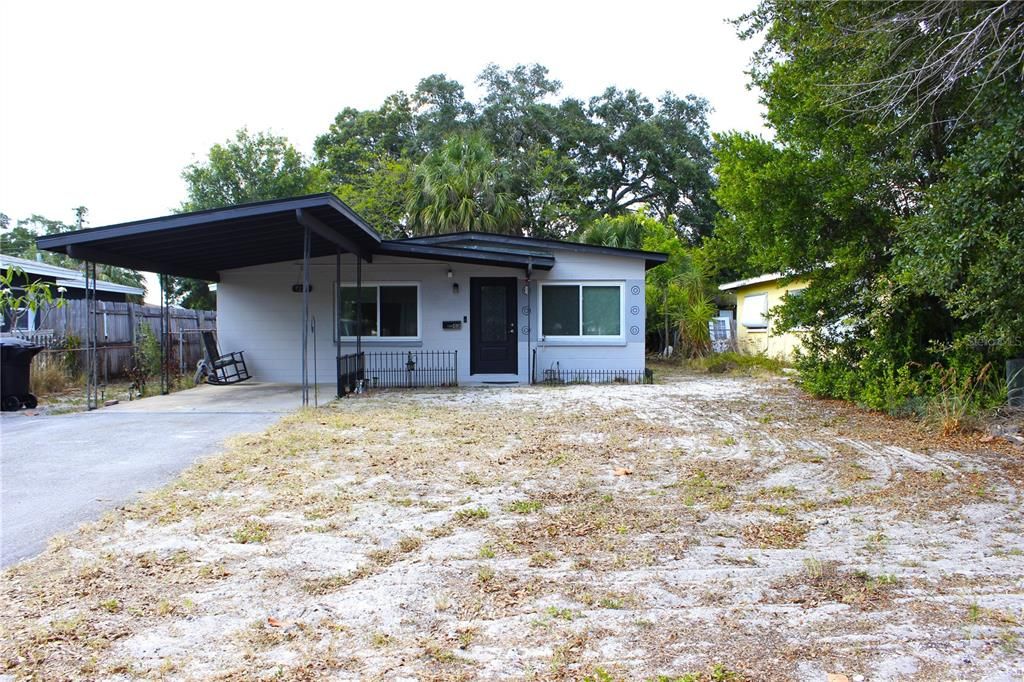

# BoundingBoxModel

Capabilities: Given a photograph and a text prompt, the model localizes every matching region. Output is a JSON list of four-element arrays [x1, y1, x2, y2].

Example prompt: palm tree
[[578, 213, 649, 250], [407, 133, 522, 235], [581, 211, 715, 356]]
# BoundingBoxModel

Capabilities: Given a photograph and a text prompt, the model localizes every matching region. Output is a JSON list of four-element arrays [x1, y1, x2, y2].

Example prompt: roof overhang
[[396, 232, 669, 270], [377, 241, 554, 270], [36, 194, 382, 282]]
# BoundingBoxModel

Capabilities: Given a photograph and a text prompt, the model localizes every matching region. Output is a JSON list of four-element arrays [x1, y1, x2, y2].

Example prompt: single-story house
[[37, 195, 666, 394], [718, 271, 809, 360], [1, 253, 145, 333]]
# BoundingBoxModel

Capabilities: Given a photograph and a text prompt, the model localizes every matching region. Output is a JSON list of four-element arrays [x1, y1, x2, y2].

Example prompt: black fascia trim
[[378, 242, 555, 270], [36, 193, 382, 252], [394, 231, 668, 266]]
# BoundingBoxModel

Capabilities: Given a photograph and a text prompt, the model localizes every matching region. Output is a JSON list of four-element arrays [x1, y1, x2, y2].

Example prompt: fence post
[[128, 303, 136, 349]]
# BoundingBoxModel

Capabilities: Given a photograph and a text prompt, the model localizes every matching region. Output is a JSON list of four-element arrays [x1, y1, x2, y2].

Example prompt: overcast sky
[[1, 0, 766, 300]]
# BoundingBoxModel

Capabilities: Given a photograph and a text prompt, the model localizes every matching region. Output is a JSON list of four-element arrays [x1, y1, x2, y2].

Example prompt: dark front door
[[470, 277, 518, 375]]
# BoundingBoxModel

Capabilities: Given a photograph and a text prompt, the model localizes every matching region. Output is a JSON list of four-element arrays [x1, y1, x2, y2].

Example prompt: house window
[[2, 307, 34, 333], [338, 284, 419, 339], [742, 293, 768, 330], [540, 282, 623, 338]]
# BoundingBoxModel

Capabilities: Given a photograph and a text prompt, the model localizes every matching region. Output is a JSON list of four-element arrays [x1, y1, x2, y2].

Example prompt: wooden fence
[[20, 299, 216, 379]]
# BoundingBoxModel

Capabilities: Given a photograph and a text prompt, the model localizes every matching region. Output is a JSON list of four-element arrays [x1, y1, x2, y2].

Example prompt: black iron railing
[[540, 368, 653, 385], [364, 350, 458, 388], [338, 350, 458, 393], [338, 352, 365, 396]]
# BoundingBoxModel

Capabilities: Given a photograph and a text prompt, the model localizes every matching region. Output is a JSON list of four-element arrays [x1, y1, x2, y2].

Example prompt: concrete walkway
[[0, 383, 304, 567]]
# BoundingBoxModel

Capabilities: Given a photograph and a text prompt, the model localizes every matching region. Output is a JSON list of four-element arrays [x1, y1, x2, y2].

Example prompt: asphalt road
[[0, 383, 302, 567]]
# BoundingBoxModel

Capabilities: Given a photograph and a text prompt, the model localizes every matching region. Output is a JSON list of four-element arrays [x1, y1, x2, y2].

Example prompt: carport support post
[[301, 224, 311, 407], [335, 247, 341, 398], [85, 262, 98, 410], [159, 274, 169, 395], [356, 256, 362, 359]]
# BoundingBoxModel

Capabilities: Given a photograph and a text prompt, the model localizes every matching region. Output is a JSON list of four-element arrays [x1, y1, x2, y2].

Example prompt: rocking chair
[[196, 330, 251, 385]]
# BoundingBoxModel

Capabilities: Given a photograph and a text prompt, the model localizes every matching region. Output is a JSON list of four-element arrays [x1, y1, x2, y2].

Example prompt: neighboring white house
[[0, 253, 145, 332], [37, 195, 666, 390]]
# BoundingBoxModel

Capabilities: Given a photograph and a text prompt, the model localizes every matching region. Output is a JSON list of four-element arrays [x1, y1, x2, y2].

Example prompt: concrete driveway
[[0, 383, 304, 567]]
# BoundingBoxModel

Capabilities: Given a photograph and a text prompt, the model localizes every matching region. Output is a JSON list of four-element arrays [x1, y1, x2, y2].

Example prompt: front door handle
[[508, 324, 516, 335]]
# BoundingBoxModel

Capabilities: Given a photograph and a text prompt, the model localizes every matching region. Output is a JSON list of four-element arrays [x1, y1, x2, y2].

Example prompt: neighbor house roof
[[718, 263, 829, 292], [718, 272, 788, 291], [36, 194, 669, 279], [0, 253, 145, 296]]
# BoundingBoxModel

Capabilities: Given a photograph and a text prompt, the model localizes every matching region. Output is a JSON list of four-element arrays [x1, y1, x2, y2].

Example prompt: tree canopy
[[0, 211, 145, 293], [172, 129, 327, 308], [706, 0, 1024, 409], [314, 64, 717, 241], [180, 128, 326, 212]]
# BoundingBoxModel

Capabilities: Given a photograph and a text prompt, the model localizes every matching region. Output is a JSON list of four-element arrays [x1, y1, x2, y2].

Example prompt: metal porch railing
[[540, 367, 652, 385], [337, 350, 458, 395]]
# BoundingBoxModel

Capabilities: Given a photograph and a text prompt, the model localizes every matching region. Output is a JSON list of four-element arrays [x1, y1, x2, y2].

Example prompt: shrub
[[689, 351, 786, 375], [29, 358, 77, 395]]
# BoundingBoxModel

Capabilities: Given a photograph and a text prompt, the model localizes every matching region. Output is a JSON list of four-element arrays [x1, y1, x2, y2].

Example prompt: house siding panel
[[217, 250, 647, 386]]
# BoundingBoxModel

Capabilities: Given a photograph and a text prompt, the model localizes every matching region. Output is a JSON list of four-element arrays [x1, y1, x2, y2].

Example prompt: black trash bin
[[0, 337, 44, 411]]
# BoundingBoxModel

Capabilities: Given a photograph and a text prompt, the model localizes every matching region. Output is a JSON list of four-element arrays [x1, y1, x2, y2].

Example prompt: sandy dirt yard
[[2, 370, 1023, 681]]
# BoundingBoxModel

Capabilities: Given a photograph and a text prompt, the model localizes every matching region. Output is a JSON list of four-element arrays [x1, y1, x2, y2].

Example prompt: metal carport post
[[295, 208, 370, 404]]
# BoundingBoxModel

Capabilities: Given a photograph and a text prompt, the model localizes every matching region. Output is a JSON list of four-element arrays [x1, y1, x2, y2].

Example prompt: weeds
[[455, 507, 490, 523], [682, 351, 786, 375], [29, 358, 79, 395], [506, 500, 543, 514], [232, 519, 271, 544], [741, 520, 810, 549], [774, 560, 900, 608], [927, 362, 1004, 435]]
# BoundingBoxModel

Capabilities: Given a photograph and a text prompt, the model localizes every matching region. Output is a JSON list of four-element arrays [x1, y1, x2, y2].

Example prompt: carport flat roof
[[37, 194, 667, 279], [36, 194, 382, 282]]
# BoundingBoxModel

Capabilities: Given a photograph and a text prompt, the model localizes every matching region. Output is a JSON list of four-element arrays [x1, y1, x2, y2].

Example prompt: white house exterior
[[36, 194, 665, 393], [218, 240, 652, 386]]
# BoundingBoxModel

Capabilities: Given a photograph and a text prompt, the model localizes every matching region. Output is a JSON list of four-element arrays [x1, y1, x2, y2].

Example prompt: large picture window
[[540, 282, 623, 339], [339, 284, 419, 339]]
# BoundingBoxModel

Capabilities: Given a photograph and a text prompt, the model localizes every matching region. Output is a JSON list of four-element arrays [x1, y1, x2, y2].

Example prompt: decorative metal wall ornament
[[630, 285, 642, 296], [630, 325, 641, 336], [630, 305, 640, 316]]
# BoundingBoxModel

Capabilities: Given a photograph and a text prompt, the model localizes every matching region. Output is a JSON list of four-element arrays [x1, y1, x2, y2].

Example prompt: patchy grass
[[741, 519, 811, 549], [770, 559, 902, 609], [231, 519, 271, 544], [2, 373, 1022, 680], [506, 499, 543, 514]]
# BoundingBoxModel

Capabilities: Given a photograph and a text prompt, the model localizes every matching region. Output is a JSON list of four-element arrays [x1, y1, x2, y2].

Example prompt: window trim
[[538, 281, 625, 341], [741, 293, 769, 331], [337, 281, 421, 341]]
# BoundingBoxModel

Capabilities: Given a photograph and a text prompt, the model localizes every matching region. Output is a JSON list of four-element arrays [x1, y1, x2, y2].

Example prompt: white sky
[[0, 0, 766, 302]]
